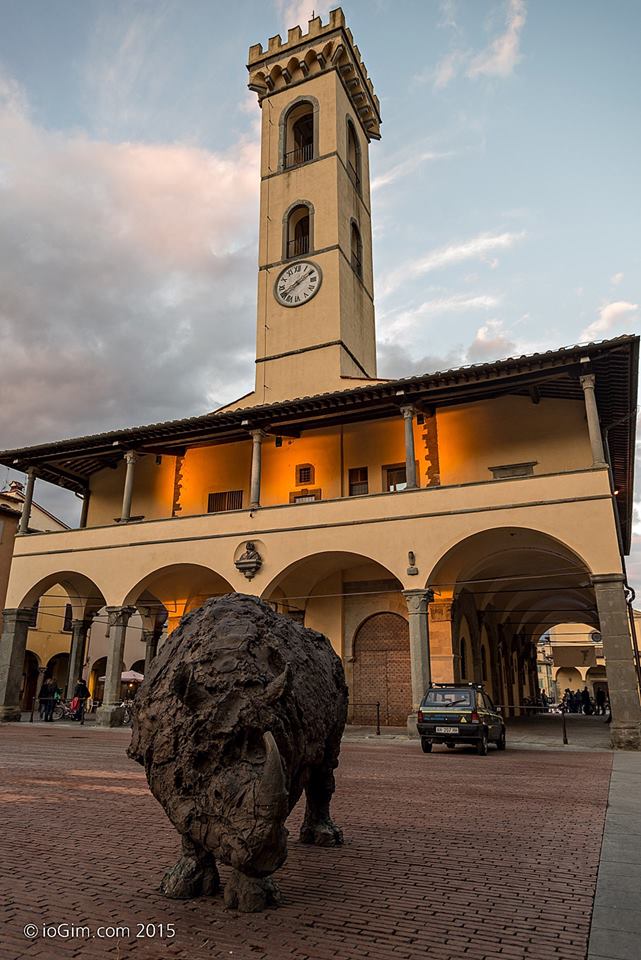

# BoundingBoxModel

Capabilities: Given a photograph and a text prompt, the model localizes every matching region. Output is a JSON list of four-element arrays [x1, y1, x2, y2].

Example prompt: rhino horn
[[256, 731, 288, 818]]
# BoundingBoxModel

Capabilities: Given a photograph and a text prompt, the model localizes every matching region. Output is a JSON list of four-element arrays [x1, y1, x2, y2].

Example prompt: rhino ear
[[256, 731, 288, 818], [263, 665, 290, 705]]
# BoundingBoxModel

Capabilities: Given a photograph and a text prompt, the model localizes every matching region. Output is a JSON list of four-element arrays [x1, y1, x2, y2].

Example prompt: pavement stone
[[0, 724, 614, 960]]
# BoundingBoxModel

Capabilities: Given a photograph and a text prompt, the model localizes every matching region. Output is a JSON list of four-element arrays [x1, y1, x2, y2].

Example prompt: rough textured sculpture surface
[[128, 593, 348, 912]]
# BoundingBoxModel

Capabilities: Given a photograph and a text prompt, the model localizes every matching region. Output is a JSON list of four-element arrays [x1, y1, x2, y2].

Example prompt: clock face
[[274, 260, 322, 307]]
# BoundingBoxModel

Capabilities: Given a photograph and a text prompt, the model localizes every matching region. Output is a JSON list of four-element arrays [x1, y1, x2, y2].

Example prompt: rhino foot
[[224, 870, 281, 912], [299, 817, 344, 847], [160, 853, 221, 900]]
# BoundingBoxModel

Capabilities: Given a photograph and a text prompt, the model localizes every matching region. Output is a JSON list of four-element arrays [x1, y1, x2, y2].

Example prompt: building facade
[[0, 9, 639, 747]]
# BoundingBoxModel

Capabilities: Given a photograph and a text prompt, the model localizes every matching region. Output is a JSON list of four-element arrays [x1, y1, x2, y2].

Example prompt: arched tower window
[[347, 119, 361, 191], [350, 221, 363, 278], [285, 203, 311, 259], [460, 637, 468, 680], [284, 101, 314, 169]]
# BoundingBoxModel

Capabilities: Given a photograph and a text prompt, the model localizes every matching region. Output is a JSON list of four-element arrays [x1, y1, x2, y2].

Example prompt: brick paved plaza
[[1, 726, 612, 960]]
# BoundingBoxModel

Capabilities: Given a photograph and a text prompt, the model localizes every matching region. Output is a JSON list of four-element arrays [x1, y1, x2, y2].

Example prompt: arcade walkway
[[0, 723, 618, 960]]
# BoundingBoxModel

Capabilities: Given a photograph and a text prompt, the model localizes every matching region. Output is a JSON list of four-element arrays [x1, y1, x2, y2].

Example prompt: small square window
[[295, 463, 315, 486]]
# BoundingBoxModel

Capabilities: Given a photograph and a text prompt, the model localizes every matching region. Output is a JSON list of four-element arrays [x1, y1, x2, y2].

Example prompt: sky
[[0, 0, 639, 585]]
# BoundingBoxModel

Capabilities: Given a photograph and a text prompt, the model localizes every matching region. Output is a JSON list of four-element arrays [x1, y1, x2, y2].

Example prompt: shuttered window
[[348, 467, 368, 496], [207, 490, 243, 513]]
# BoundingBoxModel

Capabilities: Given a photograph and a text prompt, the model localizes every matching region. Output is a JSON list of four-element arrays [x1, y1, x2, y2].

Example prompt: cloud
[[380, 293, 500, 337], [0, 72, 260, 449], [430, 0, 527, 89], [467, 0, 527, 79], [275, 0, 333, 34], [611, 272, 624, 285], [379, 230, 525, 297], [581, 301, 639, 341], [371, 149, 451, 191], [466, 318, 516, 362], [378, 342, 464, 380]]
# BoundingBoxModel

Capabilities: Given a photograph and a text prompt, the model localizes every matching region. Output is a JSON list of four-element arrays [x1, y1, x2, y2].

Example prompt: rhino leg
[[299, 759, 343, 847], [224, 870, 281, 912], [160, 836, 220, 899]]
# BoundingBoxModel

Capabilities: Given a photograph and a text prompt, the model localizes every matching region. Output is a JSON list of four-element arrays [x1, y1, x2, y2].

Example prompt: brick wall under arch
[[352, 612, 411, 726]]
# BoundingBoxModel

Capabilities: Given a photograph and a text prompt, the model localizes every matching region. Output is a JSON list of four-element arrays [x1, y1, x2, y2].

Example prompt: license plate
[[435, 726, 459, 734]]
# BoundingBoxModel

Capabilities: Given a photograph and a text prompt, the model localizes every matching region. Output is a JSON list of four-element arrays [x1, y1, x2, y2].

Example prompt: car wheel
[[476, 730, 488, 756], [496, 729, 506, 751], [446, 742, 456, 749], [421, 738, 432, 753]]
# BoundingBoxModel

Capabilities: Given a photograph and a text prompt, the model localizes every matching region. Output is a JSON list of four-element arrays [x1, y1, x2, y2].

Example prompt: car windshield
[[422, 689, 473, 708]]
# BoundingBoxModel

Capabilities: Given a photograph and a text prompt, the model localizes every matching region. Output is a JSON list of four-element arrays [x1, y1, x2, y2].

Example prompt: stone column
[[120, 451, 139, 523], [403, 588, 433, 734], [400, 406, 418, 489], [249, 430, 267, 509], [142, 628, 160, 676], [66, 619, 90, 697], [580, 374, 607, 467], [427, 600, 457, 683], [592, 573, 641, 749], [18, 469, 37, 535], [97, 606, 135, 727], [0, 608, 34, 721]]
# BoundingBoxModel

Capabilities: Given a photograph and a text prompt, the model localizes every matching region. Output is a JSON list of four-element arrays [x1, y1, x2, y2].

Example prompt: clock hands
[[284, 266, 312, 296]]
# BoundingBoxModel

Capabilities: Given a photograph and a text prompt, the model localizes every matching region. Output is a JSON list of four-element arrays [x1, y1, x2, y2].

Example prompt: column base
[[96, 705, 126, 728], [610, 722, 641, 751], [0, 706, 22, 722], [406, 713, 420, 739]]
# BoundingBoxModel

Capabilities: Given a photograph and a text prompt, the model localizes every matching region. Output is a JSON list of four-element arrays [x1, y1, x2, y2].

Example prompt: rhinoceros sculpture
[[128, 593, 348, 912]]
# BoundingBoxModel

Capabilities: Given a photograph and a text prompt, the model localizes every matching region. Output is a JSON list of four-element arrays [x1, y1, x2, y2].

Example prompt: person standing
[[73, 677, 90, 724], [40, 677, 59, 722], [581, 686, 592, 715], [595, 687, 607, 716]]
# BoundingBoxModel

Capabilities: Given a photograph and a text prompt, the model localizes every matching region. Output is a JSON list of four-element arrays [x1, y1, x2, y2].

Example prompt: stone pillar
[[66, 619, 90, 697], [0, 608, 34, 721], [403, 588, 433, 734], [79, 491, 90, 528], [97, 606, 135, 727], [18, 469, 37, 535], [120, 451, 139, 523], [400, 406, 418, 489], [249, 430, 266, 508], [427, 600, 456, 683], [592, 574, 641, 749], [142, 628, 160, 676], [580, 374, 607, 467]]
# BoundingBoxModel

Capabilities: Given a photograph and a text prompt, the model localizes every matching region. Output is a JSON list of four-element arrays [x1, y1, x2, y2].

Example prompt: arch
[[123, 563, 233, 634], [89, 656, 108, 703], [279, 95, 319, 170], [352, 612, 410, 726], [350, 219, 363, 278], [460, 636, 468, 681], [46, 653, 69, 691], [346, 116, 362, 191], [20, 650, 40, 711], [282, 199, 314, 260], [19, 571, 106, 621], [480, 644, 488, 683]]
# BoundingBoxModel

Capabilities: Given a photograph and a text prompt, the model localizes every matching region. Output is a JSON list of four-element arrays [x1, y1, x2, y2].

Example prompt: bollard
[[376, 701, 381, 736], [561, 709, 569, 745]]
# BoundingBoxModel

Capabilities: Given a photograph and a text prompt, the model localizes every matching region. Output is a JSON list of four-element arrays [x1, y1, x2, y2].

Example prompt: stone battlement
[[247, 6, 381, 141]]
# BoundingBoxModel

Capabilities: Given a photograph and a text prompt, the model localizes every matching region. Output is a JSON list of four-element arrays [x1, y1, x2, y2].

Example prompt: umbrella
[[98, 670, 144, 682]]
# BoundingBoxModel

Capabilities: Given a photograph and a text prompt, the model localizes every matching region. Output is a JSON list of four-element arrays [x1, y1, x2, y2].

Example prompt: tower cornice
[[247, 7, 381, 141]]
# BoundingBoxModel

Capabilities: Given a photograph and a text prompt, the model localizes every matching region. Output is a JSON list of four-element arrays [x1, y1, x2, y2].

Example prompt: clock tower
[[241, 7, 383, 407]]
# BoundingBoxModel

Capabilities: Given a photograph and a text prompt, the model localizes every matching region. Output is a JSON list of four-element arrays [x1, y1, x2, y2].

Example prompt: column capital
[[250, 428, 269, 442], [2, 607, 34, 626], [400, 404, 415, 420], [579, 372, 596, 390], [590, 573, 626, 587], [70, 618, 92, 633], [124, 450, 140, 465], [402, 588, 434, 614], [106, 605, 136, 629]]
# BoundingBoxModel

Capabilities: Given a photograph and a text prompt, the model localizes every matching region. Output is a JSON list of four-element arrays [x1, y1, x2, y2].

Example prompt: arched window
[[481, 645, 488, 682], [347, 119, 361, 190], [350, 221, 363, 278], [284, 101, 314, 169], [460, 638, 467, 680], [285, 204, 311, 259]]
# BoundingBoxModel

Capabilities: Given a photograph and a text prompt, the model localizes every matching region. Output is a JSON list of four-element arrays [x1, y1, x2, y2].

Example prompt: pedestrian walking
[[581, 686, 592, 715], [595, 687, 607, 716], [40, 677, 59, 722]]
